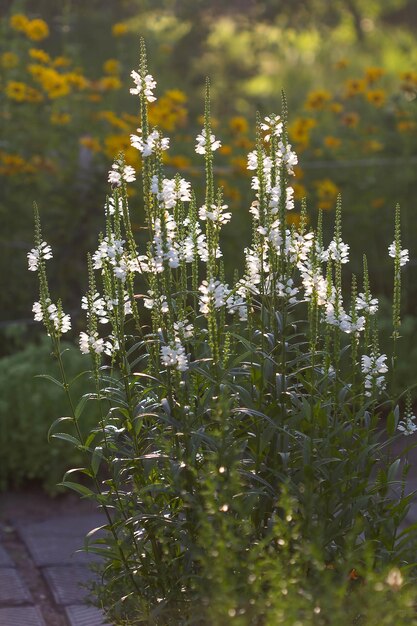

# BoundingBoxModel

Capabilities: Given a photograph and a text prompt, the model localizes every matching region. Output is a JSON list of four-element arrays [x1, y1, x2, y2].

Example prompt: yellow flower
[[289, 118, 316, 149], [344, 78, 366, 97], [324, 136, 341, 149], [305, 90, 331, 110], [98, 110, 129, 131], [342, 112, 360, 128], [5, 81, 28, 102], [399, 70, 417, 84], [371, 197, 385, 209], [53, 56, 71, 68], [29, 48, 50, 63], [293, 183, 307, 201], [65, 72, 89, 90], [0, 152, 35, 175], [315, 179, 339, 210], [103, 59, 120, 75], [26, 86, 44, 103], [112, 22, 128, 36], [286, 212, 305, 227], [330, 102, 343, 114], [1, 52, 19, 69], [79, 136, 101, 153], [363, 139, 383, 153], [98, 76, 122, 91], [233, 136, 254, 150], [364, 67, 385, 84], [50, 112, 71, 125], [396, 120, 417, 132], [148, 90, 188, 131], [10, 14, 30, 32], [335, 59, 348, 70], [366, 89, 386, 107], [219, 145, 232, 156], [230, 156, 248, 175], [164, 155, 191, 169], [229, 116, 249, 134], [24, 19, 49, 42]]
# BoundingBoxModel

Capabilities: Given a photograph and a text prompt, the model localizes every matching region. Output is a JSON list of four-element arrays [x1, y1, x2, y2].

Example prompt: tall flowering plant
[[30, 41, 417, 624]]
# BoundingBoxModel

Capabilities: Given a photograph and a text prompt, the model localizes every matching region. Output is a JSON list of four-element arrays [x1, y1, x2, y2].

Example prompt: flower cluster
[[195, 128, 221, 154], [27, 241, 52, 271], [130, 71, 156, 102], [361, 353, 388, 397], [130, 128, 169, 157], [108, 161, 136, 186]]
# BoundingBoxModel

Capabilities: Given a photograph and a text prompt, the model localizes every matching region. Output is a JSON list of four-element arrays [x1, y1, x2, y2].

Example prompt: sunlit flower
[[195, 128, 221, 154], [388, 242, 409, 266], [27, 241, 53, 271], [130, 71, 157, 102]]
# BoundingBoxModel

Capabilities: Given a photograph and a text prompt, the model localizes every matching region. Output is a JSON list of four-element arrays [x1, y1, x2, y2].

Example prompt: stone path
[[0, 509, 112, 626]]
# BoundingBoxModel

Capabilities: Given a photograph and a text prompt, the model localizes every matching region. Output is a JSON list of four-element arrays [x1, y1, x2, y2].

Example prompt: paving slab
[[17, 514, 106, 539], [0, 567, 32, 605], [0, 606, 47, 626], [65, 604, 112, 626], [20, 532, 101, 567], [0, 544, 13, 566], [42, 565, 96, 606]]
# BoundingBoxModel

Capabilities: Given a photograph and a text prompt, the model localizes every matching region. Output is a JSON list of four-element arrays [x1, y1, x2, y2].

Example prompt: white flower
[[81, 292, 109, 324], [174, 319, 194, 340], [130, 71, 157, 102], [79, 331, 104, 355], [143, 291, 169, 313], [151, 176, 191, 208], [160, 341, 188, 372], [106, 196, 123, 216], [108, 162, 136, 186], [131, 128, 169, 157], [199, 279, 230, 315], [388, 241, 409, 266], [27, 241, 52, 271], [195, 128, 221, 154], [322, 239, 350, 264], [199, 204, 231, 224], [398, 412, 417, 436], [32, 301, 43, 321], [361, 353, 388, 396], [356, 292, 378, 315], [277, 141, 298, 175], [92, 236, 125, 270], [261, 114, 283, 142]]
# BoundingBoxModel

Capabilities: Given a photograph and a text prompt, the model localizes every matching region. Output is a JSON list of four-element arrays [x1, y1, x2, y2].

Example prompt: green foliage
[[0, 339, 96, 492]]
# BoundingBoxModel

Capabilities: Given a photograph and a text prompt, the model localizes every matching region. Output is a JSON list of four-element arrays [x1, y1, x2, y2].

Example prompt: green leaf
[[35, 374, 63, 389], [47, 416, 74, 441], [58, 481, 94, 498], [51, 432, 82, 447]]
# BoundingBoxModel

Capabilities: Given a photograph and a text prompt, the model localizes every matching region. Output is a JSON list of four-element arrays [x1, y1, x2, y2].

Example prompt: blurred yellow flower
[[65, 72, 89, 90], [79, 136, 102, 153], [371, 197, 385, 209], [293, 183, 307, 200], [98, 76, 122, 91], [286, 212, 304, 227], [103, 59, 120, 75], [165, 155, 192, 169], [98, 110, 129, 131], [363, 139, 383, 153], [315, 178, 339, 210], [335, 59, 348, 70], [229, 116, 249, 134], [399, 70, 417, 84], [1, 52, 19, 69], [29, 48, 50, 64], [344, 78, 366, 97], [305, 90, 331, 110], [230, 156, 247, 174], [0, 152, 35, 175], [25, 87, 44, 103], [324, 136, 341, 149], [366, 89, 386, 107], [330, 102, 343, 114], [233, 136, 254, 150], [148, 90, 188, 131], [342, 112, 359, 127], [365, 67, 385, 84], [25, 19, 49, 42], [396, 120, 417, 132], [53, 56, 71, 68], [219, 145, 232, 156], [10, 14, 30, 32], [50, 112, 71, 125], [112, 22, 128, 36], [5, 81, 28, 102]]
